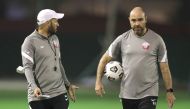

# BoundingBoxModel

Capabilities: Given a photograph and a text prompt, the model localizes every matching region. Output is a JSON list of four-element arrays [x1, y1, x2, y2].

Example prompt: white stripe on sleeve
[[108, 44, 113, 57], [160, 51, 167, 62], [22, 52, 34, 63]]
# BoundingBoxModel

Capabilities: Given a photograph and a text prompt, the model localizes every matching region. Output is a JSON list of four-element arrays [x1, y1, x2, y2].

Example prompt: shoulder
[[115, 30, 131, 41], [148, 29, 162, 38], [148, 29, 165, 41], [119, 30, 131, 38], [148, 29, 166, 48], [23, 31, 39, 45]]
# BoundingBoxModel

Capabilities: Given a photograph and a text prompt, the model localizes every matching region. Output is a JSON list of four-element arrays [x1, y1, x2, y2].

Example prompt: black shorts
[[29, 93, 69, 109], [121, 96, 158, 109]]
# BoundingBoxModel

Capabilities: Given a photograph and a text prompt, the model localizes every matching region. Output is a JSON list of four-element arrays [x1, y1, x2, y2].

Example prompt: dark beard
[[48, 22, 56, 35], [48, 27, 56, 35], [133, 26, 144, 36]]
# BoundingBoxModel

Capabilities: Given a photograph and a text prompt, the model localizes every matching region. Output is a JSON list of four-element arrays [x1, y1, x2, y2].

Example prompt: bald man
[[95, 7, 175, 109]]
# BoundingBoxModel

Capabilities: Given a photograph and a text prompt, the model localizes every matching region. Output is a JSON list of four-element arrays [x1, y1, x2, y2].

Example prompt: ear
[[47, 20, 51, 24], [128, 16, 130, 21]]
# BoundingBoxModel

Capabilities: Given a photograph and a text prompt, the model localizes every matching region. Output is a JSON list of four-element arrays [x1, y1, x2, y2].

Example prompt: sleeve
[[59, 59, 70, 87], [21, 38, 37, 90], [157, 37, 168, 62], [107, 34, 123, 58]]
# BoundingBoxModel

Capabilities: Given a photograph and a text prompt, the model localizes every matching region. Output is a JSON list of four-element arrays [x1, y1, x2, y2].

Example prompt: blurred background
[[0, 0, 190, 109]]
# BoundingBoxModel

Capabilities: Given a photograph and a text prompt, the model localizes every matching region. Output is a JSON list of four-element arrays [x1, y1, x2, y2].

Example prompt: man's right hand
[[34, 87, 42, 97], [95, 82, 105, 97]]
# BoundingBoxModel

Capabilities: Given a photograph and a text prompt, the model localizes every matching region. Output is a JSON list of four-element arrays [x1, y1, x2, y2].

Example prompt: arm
[[160, 62, 176, 109], [59, 59, 70, 87], [21, 38, 41, 97], [160, 62, 173, 90], [95, 52, 112, 96], [157, 36, 176, 108], [95, 33, 123, 96]]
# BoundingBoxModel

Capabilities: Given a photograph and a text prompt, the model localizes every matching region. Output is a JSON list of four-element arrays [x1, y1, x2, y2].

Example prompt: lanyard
[[48, 39, 57, 71]]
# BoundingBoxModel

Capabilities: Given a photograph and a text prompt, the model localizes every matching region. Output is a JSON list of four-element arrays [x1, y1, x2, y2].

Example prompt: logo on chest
[[53, 41, 59, 48], [141, 42, 150, 51], [40, 46, 45, 49]]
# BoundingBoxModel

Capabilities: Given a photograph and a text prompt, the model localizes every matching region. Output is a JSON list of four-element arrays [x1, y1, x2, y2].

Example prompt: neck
[[37, 28, 50, 37], [143, 28, 148, 34]]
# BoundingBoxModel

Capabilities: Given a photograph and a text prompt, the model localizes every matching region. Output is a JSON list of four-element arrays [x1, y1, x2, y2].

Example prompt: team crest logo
[[142, 42, 150, 50], [53, 41, 59, 48]]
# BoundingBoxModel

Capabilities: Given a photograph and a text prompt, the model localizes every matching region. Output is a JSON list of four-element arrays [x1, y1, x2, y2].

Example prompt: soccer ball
[[16, 66, 25, 74], [104, 61, 124, 81]]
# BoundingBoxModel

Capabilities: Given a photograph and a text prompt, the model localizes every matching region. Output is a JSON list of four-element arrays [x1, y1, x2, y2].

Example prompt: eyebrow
[[131, 18, 144, 21]]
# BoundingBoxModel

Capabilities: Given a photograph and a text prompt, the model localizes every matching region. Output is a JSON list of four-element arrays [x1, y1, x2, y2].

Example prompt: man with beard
[[21, 9, 78, 109], [95, 7, 175, 109]]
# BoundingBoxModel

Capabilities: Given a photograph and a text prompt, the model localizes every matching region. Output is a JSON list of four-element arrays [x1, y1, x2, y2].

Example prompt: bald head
[[129, 7, 147, 36], [129, 7, 146, 18]]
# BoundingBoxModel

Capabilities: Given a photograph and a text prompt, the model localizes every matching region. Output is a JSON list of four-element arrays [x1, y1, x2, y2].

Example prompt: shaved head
[[129, 7, 146, 18], [129, 7, 147, 36]]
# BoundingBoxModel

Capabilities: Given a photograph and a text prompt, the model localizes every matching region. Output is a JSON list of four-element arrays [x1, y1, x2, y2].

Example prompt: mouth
[[133, 27, 142, 32], [133, 27, 144, 36], [133, 26, 142, 29]]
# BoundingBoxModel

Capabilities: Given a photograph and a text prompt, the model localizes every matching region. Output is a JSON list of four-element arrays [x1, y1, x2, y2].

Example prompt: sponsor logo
[[65, 95, 68, 101], [40, 46, 44, 48]]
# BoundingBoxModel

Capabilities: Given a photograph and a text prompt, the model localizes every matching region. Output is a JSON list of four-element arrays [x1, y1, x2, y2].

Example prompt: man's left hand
[[166, 92, 176, 109]]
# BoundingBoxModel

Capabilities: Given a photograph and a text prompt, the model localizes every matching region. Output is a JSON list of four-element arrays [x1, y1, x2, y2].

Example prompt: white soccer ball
[[104, 61, 124, 81], [16, 66, 25, 74]]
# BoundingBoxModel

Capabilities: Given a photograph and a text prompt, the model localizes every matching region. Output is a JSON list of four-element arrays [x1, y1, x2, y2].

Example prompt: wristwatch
[[166, 88, 174, 92]]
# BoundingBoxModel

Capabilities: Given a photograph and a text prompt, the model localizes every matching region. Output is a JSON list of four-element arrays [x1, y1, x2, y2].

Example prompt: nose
[[134, 21, 140, 26]]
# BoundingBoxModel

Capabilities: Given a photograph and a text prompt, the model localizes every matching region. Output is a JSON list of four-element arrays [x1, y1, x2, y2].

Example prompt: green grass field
[[0, 89, 189, 109]]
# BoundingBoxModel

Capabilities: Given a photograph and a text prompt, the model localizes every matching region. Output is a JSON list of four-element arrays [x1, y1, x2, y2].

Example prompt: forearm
[[24, 67, 37, 89], [62, 71, 70, 87], [163, 71, 172, 89], [160, 63, 173, 89], [96, 61, 106, 83], [96, 53, 112, 83], [160, 63, 176, 108], [59, 59, 70, 86]]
